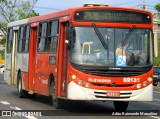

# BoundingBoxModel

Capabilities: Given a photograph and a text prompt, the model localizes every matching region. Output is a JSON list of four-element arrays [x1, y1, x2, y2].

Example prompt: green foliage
[[155, 3, 160, 12], [0, 35, 6, 45], [0, 50, 5, 60], [154, 38, 160, 66], [154, 57, 160, 66], [0, 0, 38, 45], [17, 10, 39, 20]]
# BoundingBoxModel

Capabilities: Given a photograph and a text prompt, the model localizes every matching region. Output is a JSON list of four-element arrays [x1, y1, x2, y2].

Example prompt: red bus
[[5, 4, 154, 111]]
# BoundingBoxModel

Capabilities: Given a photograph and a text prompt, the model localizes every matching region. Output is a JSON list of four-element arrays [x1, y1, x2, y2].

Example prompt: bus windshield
[[70, 27, 153, 67]]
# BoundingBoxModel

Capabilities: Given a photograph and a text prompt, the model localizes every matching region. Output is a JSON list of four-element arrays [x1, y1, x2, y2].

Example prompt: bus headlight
[[143, 81, 147, 87], [136, 84, 141, 89], [147, 77, 152, 82], [71, 75, 77, 80]]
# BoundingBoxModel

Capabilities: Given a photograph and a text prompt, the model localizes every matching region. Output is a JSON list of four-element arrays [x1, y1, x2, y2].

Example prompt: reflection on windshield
[[70, 27, 153, 67]]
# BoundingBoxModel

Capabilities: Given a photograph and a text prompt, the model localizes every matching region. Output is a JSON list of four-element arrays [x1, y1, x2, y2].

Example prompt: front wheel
[[50, 78, 62, 109], [114, 101, 129, 111], [52, 96, 62, 109]]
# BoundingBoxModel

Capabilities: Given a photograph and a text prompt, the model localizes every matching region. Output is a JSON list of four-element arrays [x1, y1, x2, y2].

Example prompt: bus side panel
[[34, 53, 50, 95], [35, 54, 47, 74], [34, 53, 57, 96], [4, 54, 11, 85], [16, 54, 22, 86], [22, 54, 29, 90], [34, 74, 49, 96], [16, 53, 29, 90], [22, 72, 29, 91], [22, 54, 29, 72]]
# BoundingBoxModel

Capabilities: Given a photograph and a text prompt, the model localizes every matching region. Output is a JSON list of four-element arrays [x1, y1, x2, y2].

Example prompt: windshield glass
[[70, 27, 153, 67]]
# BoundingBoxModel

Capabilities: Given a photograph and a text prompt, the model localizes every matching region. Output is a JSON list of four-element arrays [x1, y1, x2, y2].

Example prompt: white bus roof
[[8, 19, 28, 27]]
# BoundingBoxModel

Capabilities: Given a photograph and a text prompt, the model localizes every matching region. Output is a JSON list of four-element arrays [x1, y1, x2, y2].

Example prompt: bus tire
[[52, 97, 62, 109], [114, 101, 129, 111], [17, 73, 25, 98], [49, 76, 61, 109]]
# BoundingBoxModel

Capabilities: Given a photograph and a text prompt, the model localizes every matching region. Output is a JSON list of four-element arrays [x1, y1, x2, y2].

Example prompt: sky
[[34, 0, 160, 15]]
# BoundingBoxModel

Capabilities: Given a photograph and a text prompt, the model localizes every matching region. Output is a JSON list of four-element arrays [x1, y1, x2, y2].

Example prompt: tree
[[0, 0, 39, 47], [155, 3, 160, 12], [0, 0, 39, 35]]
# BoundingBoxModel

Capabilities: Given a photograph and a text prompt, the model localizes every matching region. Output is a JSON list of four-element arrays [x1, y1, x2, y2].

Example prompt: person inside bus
[[115, 36, 148, 66]]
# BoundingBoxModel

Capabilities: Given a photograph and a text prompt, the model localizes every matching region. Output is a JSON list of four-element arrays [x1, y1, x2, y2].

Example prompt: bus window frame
[[6, 28, 13, 53], [46, 20, 59, 53], [23, 25, 31, 53], [17, 25, 25, 53], [37, 21, 48, 53]]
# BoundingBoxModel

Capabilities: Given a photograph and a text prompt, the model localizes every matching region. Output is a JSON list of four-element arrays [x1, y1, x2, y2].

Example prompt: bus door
[[29, 23, 38, 91], [57, 19, 70, 97], [11, 27, 19, 86]]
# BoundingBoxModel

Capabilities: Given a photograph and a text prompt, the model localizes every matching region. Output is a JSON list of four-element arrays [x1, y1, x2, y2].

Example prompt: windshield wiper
[[122, 25, 136, 46], [92, 23, 108, 50]]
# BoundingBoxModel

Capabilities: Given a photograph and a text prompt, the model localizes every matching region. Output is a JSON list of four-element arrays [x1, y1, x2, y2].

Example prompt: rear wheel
[[114, 101, 129, 111], [17, 73, 25, 98]]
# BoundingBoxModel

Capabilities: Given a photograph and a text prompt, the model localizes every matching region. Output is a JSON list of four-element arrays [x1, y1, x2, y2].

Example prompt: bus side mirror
[[66, 27, 76, 49], [66, 27, 72, 49], [66, 26, 71, 41]]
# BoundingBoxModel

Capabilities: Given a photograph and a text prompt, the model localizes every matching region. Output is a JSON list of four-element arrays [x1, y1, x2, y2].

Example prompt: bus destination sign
[[74, 10, 151, 23]]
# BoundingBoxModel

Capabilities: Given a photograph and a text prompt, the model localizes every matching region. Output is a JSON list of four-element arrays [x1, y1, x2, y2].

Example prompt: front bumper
[[67, 81, 153, 101]]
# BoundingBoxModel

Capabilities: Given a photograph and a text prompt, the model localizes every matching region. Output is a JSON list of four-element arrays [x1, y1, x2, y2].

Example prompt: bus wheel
[[50, 80, 61, 109], [114, 101, 129, 111], [52, 96, 62, 109], [17, 73, 25, 98]]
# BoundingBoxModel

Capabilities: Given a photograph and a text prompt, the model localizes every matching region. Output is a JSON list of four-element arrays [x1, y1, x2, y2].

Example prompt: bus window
[[47, 20, 58, 52], [38, 22, 47, 52], [7, 28, 13, 53], [24, 25, 30, 52], [18, 26, 24, 52]]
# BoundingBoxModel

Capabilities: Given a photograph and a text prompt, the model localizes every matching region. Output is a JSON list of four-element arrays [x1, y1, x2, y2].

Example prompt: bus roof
[[8, 18, 28, 27], [28, 8, 73, 23]]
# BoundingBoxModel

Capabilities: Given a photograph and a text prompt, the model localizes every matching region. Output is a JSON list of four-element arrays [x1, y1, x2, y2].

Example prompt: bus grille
[[81, 69, 142, 77]]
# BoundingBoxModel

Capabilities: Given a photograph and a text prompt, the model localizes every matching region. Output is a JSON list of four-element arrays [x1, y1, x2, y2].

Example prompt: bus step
[[28, 90, 34, 94]]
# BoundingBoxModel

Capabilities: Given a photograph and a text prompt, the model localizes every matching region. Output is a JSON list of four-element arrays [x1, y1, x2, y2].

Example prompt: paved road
[[0, 75, 159, 119]]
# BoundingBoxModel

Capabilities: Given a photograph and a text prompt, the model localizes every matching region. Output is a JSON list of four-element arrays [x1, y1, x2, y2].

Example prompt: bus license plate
[[106, 92, 120, 97]]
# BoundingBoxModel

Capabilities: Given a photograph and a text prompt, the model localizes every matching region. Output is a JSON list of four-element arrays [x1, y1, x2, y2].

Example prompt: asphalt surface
[[0, 75, 159, 119]]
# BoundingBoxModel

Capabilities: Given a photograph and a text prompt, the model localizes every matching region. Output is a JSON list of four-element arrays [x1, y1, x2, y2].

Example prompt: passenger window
[[7, 28, 13, 53], [47, 20, 58, 52], [18, 26, 24, 52], [24, 25, 30, 52], [38, 22, 47, 52]]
